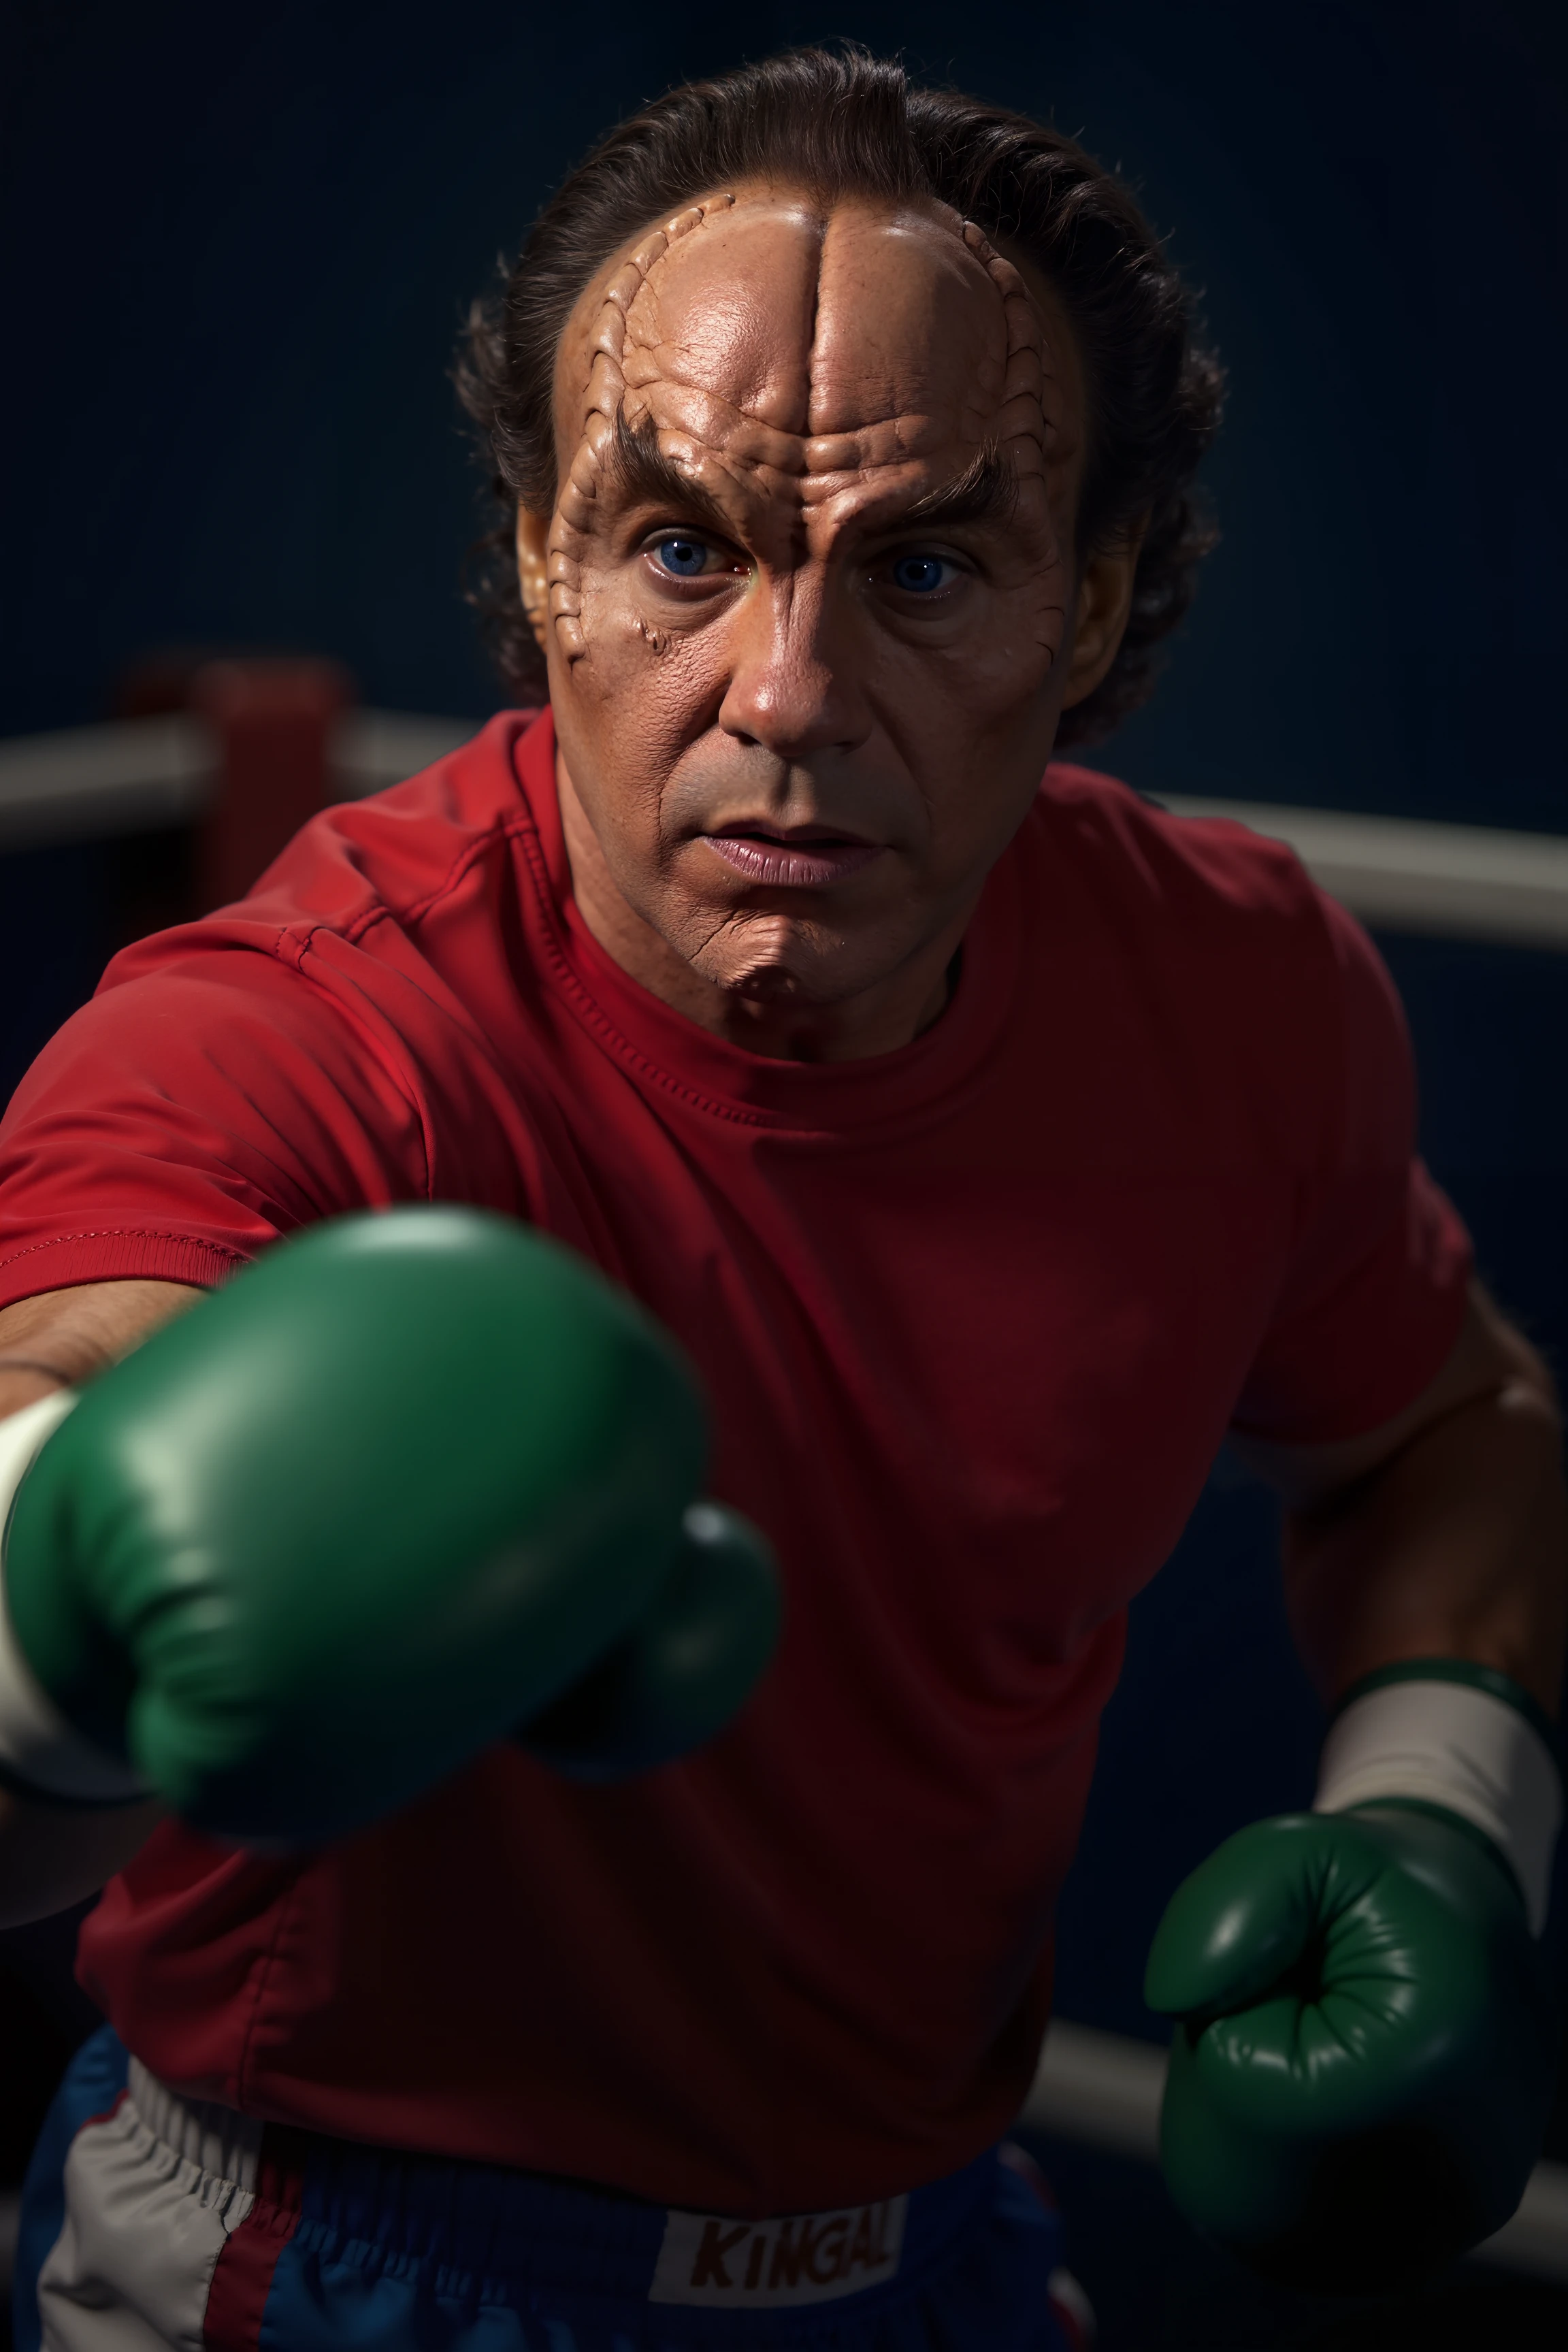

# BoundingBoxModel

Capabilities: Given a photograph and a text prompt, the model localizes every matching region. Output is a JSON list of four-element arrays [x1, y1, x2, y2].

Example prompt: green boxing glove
[[0, 1208, 779, 1846], [517, 1501, 780, 1782], [1145, 1661, 1563, 2293]]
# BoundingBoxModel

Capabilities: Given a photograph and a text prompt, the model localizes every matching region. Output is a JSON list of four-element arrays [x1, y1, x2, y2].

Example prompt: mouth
[[698, 823, 885, 889]]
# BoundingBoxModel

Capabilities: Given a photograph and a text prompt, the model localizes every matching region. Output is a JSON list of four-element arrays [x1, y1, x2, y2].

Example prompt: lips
[[700, 830, 883, 887]]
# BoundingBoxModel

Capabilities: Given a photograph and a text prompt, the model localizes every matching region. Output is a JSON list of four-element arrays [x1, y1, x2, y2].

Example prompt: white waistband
[[124, 2056, 263, 2194]]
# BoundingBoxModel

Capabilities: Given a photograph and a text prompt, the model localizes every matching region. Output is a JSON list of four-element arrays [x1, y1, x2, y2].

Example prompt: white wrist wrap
[[1316, 1676, 1563, 1933], [0, 1391, 152, 1805]]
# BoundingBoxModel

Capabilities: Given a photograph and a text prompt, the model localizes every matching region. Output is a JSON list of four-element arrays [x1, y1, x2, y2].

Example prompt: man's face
[[524, 186, 1117, 1028]]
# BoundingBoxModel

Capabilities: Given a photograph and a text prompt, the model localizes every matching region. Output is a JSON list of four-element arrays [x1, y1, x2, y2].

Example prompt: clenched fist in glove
[[1146, 1661, 1562, 2293], [0, 1208, 779, 1846]]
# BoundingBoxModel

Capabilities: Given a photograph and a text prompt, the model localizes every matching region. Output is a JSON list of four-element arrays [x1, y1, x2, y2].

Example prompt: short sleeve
[[0, 941, 431, 1310], [1229, 893, 1471, 1446]]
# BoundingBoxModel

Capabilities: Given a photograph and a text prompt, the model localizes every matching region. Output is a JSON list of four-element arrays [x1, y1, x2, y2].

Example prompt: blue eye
[[891, 553, 954, 594], [653, 536, 710, 578]]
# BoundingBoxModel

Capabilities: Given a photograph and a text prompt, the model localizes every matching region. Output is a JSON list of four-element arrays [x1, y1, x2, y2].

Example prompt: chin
[[702, 943, 892, 1012], [713, 959, 834, 1007], [685, 911, 864, 1007]]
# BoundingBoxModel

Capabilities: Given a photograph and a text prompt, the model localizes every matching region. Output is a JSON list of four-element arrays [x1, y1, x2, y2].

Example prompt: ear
[[1059, 519, 1148, 711], [515, 510, 551, 652]]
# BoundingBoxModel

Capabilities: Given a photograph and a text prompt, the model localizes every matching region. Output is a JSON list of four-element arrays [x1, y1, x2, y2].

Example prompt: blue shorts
[[17, 2027, 1089, 2351]]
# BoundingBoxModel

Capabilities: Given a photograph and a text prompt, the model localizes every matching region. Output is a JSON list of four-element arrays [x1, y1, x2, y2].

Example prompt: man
[[0, 46, 1563, 2350]]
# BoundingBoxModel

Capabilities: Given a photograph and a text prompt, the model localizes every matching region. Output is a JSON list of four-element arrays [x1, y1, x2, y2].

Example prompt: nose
[[717, 570, 872, 760]]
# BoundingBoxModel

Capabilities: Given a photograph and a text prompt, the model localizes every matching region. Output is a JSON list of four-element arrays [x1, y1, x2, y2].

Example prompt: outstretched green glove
[[1146, 1664, 1562, 2294], [0, 1207, 779, 1845]]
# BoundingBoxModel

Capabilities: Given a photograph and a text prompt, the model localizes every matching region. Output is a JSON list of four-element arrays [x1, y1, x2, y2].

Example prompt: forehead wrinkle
[[608, 404, 1025, 553], [601, 411, 748, 542], [629, 378, 811, 480], [615, 384, 813, 551]]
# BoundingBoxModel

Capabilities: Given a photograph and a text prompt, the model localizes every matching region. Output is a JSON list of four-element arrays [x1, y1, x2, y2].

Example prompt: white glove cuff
[[1315, 1670, 1563, 1934], [0, 1391, 152, 1805]]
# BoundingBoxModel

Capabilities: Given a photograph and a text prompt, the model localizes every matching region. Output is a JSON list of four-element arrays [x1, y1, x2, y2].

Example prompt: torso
[[0, 710, 1461, 2210]]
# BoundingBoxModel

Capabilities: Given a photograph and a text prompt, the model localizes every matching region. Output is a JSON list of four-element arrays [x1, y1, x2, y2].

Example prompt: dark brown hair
[[457, 44, 1222, 745]]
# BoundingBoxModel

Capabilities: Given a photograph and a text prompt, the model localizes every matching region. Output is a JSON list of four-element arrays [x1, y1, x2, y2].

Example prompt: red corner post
[[191, 659, 355, 912]]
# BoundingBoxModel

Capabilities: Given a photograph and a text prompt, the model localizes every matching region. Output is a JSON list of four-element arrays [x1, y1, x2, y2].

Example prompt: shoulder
[[1016, 762, 1409, 1157], [210, 708, 547, 953], [0, 715, 561, 1253], [1021, 759, 1357, 1017], [89, 709, 549, 1022], [1029, 760, 1322, 929], [66, 709, 556, 1118]]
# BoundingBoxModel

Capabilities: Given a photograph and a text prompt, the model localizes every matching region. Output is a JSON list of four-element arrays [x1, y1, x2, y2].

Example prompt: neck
[[556, 757, 966, 1063]]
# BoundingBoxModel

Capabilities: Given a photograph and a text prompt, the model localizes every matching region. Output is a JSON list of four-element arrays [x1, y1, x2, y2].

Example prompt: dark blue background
[[3, 7, 1567, 2337]]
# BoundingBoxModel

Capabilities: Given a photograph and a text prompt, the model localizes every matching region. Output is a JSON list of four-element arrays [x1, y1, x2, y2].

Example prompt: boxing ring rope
[[0, 709, 472, 852], [3, 709, 1567, 2285]]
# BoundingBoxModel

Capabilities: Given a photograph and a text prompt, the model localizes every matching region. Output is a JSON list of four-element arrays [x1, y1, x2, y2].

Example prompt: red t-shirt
[[0, 710, 1469, 2214]]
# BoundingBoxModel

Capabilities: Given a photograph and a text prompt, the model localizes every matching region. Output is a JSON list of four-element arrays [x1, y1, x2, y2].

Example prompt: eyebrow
[[601, 410, 739, 541], [895, 444, 1019, 535]]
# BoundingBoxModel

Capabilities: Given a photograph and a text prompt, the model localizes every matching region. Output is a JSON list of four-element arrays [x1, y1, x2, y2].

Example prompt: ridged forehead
[[559, 189, 1022, 464]]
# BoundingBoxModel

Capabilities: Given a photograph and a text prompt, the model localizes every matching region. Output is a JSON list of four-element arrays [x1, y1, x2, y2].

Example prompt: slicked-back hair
[[456, 45, 1223, 746]]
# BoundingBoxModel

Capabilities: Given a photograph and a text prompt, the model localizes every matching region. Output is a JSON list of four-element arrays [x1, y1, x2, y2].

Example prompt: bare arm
[[0, 1277, 202, 1926], [0, 1277, 203, 1413], [1234, 1281, 1568, 1716]]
